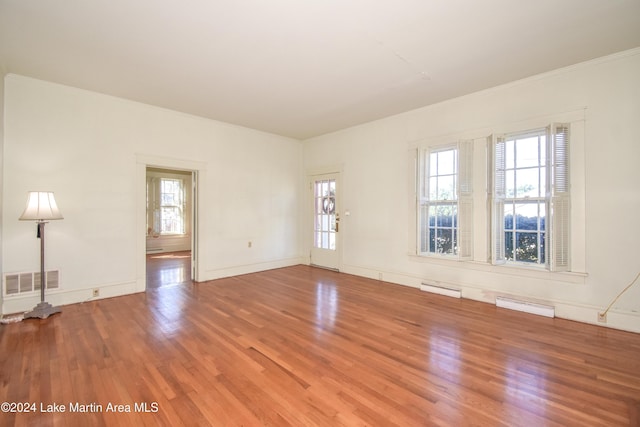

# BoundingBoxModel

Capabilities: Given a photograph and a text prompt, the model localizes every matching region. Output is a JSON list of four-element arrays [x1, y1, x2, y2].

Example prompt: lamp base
[[24, 302, 62, 319]]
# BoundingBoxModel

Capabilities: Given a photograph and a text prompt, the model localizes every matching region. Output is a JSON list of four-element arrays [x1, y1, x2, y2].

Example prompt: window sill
[[408, 253, 587, 284]]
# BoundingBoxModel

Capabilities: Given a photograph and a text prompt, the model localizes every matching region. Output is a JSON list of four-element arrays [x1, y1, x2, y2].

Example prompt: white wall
[[2, 74, 303, 313], [303, 49, 640, 333]]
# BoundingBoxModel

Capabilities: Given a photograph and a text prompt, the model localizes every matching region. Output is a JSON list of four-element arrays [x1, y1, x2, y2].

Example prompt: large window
[[418, 141, 473, 258], [491, 124, 570, 271]]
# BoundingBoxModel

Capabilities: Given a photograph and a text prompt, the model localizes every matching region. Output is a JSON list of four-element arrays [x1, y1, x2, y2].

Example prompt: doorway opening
[[145, 167, 196, 289]]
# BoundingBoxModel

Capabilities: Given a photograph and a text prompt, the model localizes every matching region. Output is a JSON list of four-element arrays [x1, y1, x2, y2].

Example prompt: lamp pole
[[20, 191, 63, 319], [24, 220, 61, 319]]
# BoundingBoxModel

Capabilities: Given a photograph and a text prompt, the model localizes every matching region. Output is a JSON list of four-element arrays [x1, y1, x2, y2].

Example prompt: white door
[[310, 173, 341, 270]]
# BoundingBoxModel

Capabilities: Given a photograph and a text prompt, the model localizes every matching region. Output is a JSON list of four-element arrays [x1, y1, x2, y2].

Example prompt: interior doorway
[[145, 167, 197, 289]]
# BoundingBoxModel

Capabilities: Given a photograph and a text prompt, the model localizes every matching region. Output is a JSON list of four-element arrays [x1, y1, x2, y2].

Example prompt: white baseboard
[[340, 262, 640, 334], [204, 257, 305, 281], [1, 280, 140, 315]]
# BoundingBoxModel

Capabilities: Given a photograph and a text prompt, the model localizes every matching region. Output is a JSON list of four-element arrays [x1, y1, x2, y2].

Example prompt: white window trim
[[490, 123, 570, 272], [408, 108, 587, 279]]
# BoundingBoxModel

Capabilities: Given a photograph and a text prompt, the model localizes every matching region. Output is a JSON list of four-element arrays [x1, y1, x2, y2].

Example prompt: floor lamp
[[19, 191, 64, 319]]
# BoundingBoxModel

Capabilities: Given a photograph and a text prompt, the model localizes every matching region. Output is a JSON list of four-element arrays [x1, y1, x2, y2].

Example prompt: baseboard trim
[[1, 280, 140, 315], [340, 262, 640, 334], [204, 257, 305, 281]]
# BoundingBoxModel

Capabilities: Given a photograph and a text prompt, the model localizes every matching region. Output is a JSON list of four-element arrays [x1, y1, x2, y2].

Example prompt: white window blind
[[548, 123, 570, 272], [490, 135, 507, 265], [458, 140, 474, 260]]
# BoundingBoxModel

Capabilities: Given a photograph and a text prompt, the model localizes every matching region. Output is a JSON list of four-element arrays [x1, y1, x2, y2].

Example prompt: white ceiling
[[1, 1, 639, 140]]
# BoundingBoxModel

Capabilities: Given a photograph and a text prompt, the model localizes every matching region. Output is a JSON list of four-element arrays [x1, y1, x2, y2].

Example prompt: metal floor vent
[[4, 270, 60, 296]]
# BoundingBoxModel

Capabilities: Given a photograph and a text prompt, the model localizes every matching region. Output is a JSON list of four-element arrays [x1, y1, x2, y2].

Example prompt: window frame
[[417, 141, 473, 259], [490, 123, 570, 271], [159, 178, 186, 235], [146, 176, 188, 237], [504, 128, 547, 265]]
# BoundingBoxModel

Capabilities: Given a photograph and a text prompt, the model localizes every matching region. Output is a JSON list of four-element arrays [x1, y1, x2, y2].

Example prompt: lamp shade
[[19, 191, 63, 221]]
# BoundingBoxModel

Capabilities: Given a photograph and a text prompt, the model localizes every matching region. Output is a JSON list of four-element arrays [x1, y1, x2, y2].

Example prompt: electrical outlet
[[597, 312, 606, 323], [93, 289, 100, 298]]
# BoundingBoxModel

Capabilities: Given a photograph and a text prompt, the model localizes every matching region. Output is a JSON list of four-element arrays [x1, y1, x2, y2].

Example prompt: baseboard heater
[[420, 282, 461, 299], [495, 296, 555, 318]]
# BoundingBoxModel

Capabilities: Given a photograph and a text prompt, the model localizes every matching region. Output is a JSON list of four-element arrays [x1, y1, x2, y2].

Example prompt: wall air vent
[[4, 270, 60, 297]]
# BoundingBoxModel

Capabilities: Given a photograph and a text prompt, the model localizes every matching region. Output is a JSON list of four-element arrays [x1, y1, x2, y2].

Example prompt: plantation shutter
[[457, 140, 473, 260], [548, 123, 570, 272], [491, 135, 506, 265], [146, 176, 161, 236], [417, 147, 429, 254]]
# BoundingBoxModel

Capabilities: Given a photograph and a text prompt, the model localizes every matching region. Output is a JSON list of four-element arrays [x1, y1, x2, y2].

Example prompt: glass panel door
[[310, 173, 341, 270], [314, 178, 336, 250]]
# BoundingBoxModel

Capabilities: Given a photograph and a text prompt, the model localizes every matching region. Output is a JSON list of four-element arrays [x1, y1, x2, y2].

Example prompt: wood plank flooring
[[146, 251, 192, 289], [1, 264, 639, 426]]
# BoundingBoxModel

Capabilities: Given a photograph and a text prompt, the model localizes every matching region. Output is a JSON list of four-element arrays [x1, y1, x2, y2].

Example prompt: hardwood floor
[[1, 265, 639, 426], [146, 251, 192, 289]]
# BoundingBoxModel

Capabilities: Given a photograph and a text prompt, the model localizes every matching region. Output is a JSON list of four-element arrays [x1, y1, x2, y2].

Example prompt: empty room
[[1, 1, 639, 426]]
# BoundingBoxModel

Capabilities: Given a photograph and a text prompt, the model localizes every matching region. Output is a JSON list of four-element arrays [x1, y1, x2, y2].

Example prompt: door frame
[[307, 166, 343, 271], [136, 155, 207, 291]]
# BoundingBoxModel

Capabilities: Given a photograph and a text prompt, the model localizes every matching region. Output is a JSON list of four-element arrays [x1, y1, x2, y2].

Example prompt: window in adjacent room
[[490, 124, 569, 271], [417, 141, 473, 258], [147, 177, 187, 236], [159, 178, 185, 234]]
